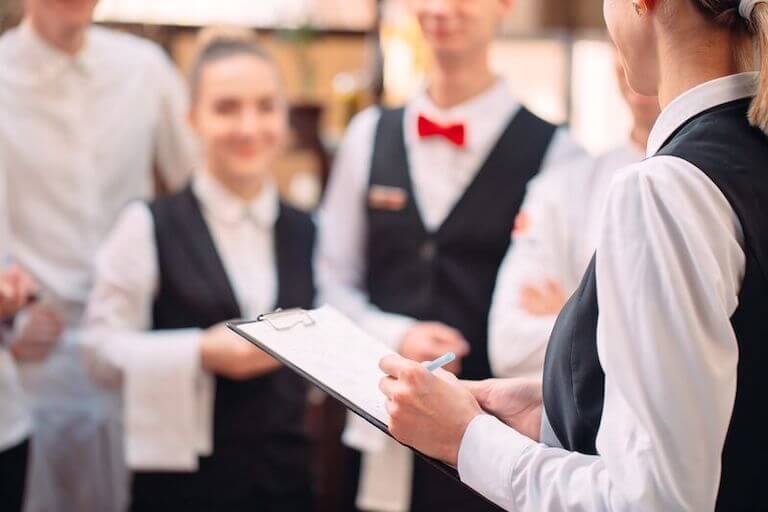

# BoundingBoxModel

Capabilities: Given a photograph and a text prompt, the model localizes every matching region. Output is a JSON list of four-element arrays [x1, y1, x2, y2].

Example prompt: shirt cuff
[[358, 311, 416, 350], [458, 414, 536, 511]]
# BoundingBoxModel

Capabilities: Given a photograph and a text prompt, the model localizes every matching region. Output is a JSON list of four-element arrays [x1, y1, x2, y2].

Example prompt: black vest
[[366, 107, 556, 380], [542, 98, 768, 510], [134, 186, 315, 504]]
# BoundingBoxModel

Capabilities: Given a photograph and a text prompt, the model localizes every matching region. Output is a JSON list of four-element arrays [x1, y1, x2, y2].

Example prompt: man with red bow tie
[[316, 1, 584, 510]]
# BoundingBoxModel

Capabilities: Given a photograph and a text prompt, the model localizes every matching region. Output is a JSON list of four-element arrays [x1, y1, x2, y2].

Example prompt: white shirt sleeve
[[458, 156, 744, 512], [151, 50, 198, 192], [82, 202, 214, 471], [315, 107, 416, 349], [539, 129, 589, 174], [488, 166, 571, 379]]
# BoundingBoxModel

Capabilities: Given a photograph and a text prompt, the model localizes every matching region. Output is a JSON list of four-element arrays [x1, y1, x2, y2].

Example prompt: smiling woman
[[81, 26, 318, 512], [187, 29, 290, 201]]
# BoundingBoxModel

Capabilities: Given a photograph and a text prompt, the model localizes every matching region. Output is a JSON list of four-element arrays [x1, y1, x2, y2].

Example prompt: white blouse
[[83, 172, 279, 470]]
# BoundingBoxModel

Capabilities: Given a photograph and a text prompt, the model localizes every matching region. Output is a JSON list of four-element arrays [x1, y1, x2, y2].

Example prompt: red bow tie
[[417, 115, 466, 148]]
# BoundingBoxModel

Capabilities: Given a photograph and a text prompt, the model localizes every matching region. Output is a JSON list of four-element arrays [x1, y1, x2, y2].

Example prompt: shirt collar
[[646, 72, 758, 157], [15, 20, 96, 80], [405, 77, 519, 152], [192, 171, 279, 228]]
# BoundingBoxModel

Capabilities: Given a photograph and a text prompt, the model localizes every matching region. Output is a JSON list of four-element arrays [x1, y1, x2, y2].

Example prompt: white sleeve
[[82, 202, 214, 471], [458, 156, 743, 512], [488, 169, 570, 379], [540, 128, 589, 173], [152, 49, 198, 192], [315, 107, 416, 349]]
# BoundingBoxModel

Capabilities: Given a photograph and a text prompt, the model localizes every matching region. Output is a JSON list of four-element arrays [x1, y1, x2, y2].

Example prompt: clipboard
[[228, 306, 502, 509]]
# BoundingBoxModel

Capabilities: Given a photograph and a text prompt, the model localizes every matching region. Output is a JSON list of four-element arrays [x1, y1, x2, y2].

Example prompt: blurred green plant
[[277, 23, 319, 101]]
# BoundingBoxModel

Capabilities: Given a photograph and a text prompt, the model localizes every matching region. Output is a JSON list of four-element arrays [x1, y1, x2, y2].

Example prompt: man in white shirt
[[488, 59, 660, 380], [377, 70, 763, 512], [0, 1, 197, 510], [316, 0, 584, 510]]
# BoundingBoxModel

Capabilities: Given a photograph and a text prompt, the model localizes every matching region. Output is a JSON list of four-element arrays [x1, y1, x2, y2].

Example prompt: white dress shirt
[[0, 21, 197, 512], [316, 78, 586, 511], [0, 169, 32, 454], [83, 172, 279, 471], [0, 21, 196, 323], [488, 143, 644, 379], [457, 73, 754, 512]]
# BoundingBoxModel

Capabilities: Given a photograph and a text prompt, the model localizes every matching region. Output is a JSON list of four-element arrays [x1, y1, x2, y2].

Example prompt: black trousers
[[131, 463, 315, 512], [130, 484, 314, 512], [0, 438, 30, 512], [342, 447, 502, 512]]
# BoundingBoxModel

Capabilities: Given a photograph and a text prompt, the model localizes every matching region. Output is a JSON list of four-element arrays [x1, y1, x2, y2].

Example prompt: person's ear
[[633, 0, 658, 16]]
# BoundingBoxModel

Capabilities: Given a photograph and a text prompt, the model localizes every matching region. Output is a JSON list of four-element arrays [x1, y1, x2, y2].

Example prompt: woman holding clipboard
[[378, 0, 768, 510]]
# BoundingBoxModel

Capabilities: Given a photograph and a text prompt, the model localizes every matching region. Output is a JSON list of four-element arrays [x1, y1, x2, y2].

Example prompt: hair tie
[[739, 0, 767, 19]]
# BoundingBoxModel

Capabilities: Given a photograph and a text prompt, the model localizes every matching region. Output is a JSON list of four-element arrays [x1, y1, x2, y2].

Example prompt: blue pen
[[423, 352, 456, 372]]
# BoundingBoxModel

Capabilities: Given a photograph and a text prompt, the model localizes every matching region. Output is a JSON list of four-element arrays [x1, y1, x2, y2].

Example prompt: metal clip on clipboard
[[257, 308, 315, 331]]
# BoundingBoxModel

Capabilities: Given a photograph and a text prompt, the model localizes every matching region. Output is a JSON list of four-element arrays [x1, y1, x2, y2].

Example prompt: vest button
[[420, 240, 436, 261]]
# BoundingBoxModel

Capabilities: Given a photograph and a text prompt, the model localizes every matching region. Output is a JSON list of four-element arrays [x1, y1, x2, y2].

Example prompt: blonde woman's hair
[[692, 0, 768, 134]]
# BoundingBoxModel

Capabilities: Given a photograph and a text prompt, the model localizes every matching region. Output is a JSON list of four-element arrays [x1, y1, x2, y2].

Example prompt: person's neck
[[426, 49, 497, 109], [27, 16, 87, 56], [629, 124, 652, 152], [656, 28, 745, 110], [206, 167, 265, 203]]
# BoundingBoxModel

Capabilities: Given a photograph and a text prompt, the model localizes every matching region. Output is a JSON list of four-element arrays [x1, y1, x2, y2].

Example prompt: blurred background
[[1, 0, 627, 213]]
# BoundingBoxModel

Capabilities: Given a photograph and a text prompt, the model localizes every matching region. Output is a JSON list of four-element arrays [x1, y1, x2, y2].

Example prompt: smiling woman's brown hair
[[188, 27, 276, 104], [691, 0, 768, 133]]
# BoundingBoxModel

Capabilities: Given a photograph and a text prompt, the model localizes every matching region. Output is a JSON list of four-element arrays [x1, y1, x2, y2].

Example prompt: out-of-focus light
[[571, 40, 632, 154], [93, 0, 376, 30]]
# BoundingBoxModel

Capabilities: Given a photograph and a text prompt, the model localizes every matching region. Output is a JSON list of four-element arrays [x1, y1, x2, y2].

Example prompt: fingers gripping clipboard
[[227, 306, 501, 509]]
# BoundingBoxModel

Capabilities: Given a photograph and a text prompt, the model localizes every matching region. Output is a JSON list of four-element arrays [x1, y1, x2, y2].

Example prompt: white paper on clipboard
[[229, 305, 396, 430]]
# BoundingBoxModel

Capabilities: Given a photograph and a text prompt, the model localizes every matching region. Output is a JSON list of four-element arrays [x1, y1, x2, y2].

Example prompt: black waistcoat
[[134, 185, 315, 504], [542, 98, 768, 510], [366, 107, 556, 380]]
